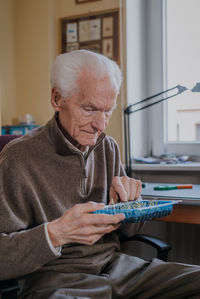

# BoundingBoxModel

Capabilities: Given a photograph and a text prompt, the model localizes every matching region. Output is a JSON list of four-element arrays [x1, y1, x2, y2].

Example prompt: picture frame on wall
[[61, 10, 119, 62]]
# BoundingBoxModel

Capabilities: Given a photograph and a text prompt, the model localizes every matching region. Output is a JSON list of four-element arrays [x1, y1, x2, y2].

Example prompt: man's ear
[[51, 88, 62, 111]]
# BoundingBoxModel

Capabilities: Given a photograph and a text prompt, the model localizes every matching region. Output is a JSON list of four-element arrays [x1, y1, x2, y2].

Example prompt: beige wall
[[0, 0, 17, 125], [0, 0, 124, 158], [15, 0, 54, 125]]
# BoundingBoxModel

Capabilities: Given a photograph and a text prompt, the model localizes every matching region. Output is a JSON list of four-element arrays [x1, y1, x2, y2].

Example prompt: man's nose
[[92, 112, 106, 131]]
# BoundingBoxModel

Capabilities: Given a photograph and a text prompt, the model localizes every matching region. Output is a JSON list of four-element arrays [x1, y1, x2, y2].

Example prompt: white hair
[[50, 50, 122, 98]]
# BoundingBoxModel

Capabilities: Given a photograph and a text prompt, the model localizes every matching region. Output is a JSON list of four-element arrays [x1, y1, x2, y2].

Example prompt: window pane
[[166, 0, 200, 142]]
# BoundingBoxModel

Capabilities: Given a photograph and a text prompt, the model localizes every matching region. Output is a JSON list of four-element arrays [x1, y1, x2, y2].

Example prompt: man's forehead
[[74, 70, 118, 108], [81, 99, 117, 110], [77, 69, 113, 88]]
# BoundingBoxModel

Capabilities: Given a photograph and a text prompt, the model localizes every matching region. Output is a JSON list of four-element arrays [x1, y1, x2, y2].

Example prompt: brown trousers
[[19, 253, 200, 299]]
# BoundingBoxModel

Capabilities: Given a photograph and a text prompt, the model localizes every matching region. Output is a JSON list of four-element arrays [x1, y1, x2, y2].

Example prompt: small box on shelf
[[1, 124, 39, 135]]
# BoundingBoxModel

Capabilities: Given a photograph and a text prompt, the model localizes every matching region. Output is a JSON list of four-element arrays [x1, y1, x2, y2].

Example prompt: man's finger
[[109, 186, 118, 204], [73, 201, 105, 215], [111, 176, 127, 202], [135, 180, 142, 199], [82, 213, 125, 225], [121, 176, 131, 200]]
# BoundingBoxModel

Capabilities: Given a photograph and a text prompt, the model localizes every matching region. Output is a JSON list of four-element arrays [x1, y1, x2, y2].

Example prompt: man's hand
[[47, 201, 125, 247], [109, 176, 142, 204]]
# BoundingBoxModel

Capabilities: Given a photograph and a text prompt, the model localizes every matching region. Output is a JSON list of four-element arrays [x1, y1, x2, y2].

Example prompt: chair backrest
[[0, 135, 21, 152]]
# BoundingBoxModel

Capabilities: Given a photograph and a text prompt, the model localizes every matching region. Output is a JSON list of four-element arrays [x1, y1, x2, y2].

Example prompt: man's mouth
[[83, 130, 99, 135]]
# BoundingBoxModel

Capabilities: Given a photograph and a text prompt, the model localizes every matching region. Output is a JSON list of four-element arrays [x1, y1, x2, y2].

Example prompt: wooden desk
[[142, 183, 200, 224], [157, 205, 200, 224]]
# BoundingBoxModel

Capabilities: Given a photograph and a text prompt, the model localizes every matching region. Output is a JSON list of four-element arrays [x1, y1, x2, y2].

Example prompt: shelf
[[131, 163, 200, 172]]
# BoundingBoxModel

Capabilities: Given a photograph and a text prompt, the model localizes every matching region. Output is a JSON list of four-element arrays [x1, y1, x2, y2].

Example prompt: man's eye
[[85, 108, 94, 112], [82, 108, 96, 115]]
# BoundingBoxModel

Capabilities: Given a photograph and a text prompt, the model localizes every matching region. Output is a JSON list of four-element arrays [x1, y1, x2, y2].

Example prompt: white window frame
[[125, 0, 200, 160]]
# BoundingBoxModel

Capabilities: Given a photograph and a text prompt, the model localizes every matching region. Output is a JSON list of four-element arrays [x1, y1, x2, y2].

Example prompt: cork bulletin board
[[61, 10, 119, 62]]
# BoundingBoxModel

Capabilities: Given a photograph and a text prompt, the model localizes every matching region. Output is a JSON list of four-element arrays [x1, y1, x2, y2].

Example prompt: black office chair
[[0, 135, 22, 152], [0, 135, 172, 299]]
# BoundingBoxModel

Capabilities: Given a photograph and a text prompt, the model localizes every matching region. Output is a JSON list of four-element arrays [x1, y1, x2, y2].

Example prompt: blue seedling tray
[[94, 200, 180, 223]]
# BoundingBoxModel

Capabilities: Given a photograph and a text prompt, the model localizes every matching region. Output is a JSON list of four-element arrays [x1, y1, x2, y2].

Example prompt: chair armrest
[[0, 279, 19, 299], [120, 233, 172, 262]]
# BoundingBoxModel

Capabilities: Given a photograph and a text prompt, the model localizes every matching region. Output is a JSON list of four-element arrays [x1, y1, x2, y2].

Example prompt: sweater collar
[[46, 113, 106, 156]]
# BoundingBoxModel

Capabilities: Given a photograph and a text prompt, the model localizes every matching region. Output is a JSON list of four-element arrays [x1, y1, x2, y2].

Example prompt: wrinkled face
[[51, 71, 118, 148]]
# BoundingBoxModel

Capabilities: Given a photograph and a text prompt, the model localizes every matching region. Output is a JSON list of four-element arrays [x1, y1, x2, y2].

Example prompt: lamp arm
[[128, 88, 185, 114], [124, 85, 187, 115]]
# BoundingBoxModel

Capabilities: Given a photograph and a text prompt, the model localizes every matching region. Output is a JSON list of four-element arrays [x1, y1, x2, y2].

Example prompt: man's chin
[[80, 137, 98, 147]]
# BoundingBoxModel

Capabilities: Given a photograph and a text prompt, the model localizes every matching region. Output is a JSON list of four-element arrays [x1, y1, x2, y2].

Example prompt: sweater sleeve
[[0, 154, 59, 280], [0, 224, 59, 280]]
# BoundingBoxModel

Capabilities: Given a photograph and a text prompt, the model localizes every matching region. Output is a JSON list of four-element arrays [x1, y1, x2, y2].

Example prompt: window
[[165, 0, 200, 145], [125, 0, 200, 162]]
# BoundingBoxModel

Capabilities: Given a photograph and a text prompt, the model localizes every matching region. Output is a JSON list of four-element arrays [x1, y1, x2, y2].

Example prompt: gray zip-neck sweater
[[0, 115, 140, 281]]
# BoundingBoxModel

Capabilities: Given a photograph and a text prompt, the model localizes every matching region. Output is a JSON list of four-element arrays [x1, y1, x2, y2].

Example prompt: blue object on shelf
[[1, 124, 39, 135], [94, 200, 180, 223]]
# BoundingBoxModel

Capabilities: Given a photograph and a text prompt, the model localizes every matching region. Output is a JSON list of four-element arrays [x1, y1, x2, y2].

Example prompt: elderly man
[[0, 50, 200, 299]]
